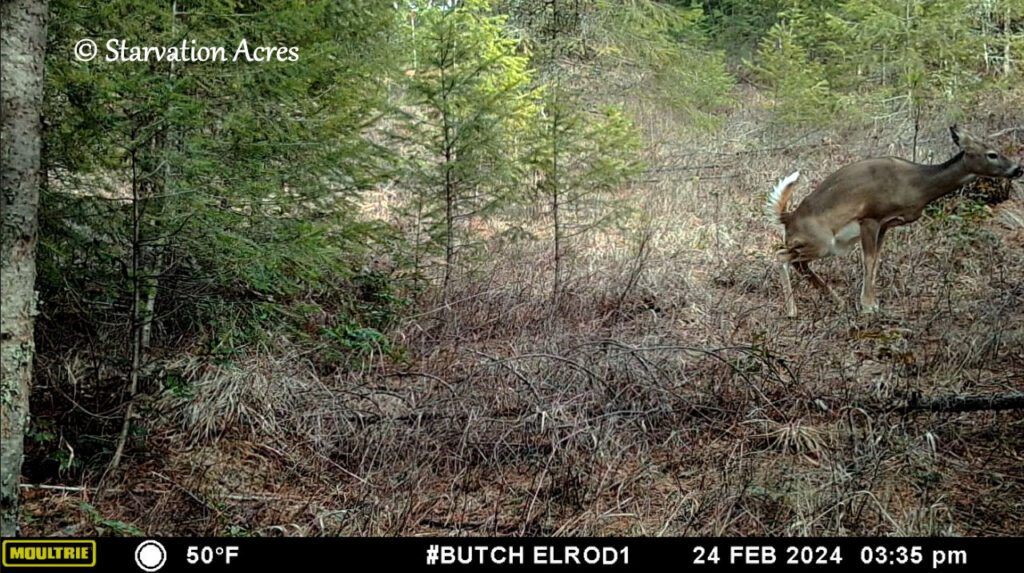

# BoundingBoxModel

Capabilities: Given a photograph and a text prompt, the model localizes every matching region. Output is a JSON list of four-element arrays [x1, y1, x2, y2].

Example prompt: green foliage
[[40, 0, 404, 342], [318, 267, 410, 364], [505, 0, 734, 128], [396, 0, 538, 285], [25, 418, 81, 476], [350, 266, 413, 331], [30, 2, 411, 488], [699, 0, 787, 56], [841, 0, 981, 102], [586, 1, 735, 126], [748, 19, 838, 127], [526, 85, 644, 294], [77, 503, 145, 537], [162, 371, 196, 400], [775, 6, 859, 88], [322, 320, 393, 358], [49, 449, 82, 475], [742, 0, 1023, 126], [925, 195, 993, 224], [224, 525, 252, 537], [27, 419, 57, 446]]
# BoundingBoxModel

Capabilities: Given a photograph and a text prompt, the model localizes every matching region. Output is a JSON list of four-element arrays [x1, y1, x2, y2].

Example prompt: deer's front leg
[[859, 219, 882, 314]]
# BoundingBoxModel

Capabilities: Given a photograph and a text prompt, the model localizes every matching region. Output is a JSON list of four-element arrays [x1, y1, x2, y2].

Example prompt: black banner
[[1, 537, 1016, 571]]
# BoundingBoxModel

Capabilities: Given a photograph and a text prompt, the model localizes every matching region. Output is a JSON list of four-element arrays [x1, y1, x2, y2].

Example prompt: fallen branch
[[19, 483, 302, 503], [900, 392, 1024, 413], [989, 125, 1023, 138]]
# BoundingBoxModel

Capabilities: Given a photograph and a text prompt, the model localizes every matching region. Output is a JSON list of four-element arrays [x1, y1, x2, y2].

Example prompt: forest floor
[[21, 97, 1024, 537]]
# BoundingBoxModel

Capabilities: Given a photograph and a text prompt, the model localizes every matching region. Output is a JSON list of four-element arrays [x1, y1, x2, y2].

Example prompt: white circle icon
[[135, 540, 167, 572]]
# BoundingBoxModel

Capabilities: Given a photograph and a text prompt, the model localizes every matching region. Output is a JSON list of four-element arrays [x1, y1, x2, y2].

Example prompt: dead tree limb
[[900, 392, 1024, 413]]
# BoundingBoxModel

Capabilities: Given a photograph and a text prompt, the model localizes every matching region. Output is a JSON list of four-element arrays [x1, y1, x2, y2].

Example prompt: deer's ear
[[949, 125, 977, 149]]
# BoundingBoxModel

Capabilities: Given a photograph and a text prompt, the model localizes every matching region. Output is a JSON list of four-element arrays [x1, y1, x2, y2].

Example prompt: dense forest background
[[3, 0, 1023, 536]]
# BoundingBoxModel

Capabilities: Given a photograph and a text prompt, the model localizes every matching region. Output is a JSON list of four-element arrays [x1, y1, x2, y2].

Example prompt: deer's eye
[[987, 152, 999, 159]]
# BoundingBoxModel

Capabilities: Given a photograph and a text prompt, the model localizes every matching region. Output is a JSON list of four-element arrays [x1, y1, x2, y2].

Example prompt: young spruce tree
[[527, 86, 643, 302], [398, 0, 537, 293]]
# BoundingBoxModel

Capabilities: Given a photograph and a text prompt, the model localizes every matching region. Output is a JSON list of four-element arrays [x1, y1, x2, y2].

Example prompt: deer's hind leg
[[794, 261, 845, 308], [778, 223, 840, 317], [873, 224, 889, 277]]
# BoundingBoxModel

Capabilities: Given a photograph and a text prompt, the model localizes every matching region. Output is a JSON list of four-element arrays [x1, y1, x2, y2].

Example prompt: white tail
[[765, 170, 800, 220]]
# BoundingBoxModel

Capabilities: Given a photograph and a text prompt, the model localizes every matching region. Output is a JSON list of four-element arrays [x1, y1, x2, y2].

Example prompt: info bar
[[0, 537, 1010, 571]]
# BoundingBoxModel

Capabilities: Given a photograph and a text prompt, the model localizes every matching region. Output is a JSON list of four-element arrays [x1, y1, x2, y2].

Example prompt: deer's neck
[[919, 151, 973, 203]]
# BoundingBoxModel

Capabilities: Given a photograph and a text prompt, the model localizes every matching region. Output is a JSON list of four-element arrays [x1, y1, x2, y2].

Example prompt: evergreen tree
[[527, 86, 643, 301], [748, 18, 837, 127], [504, 0, 735, 129], [397, 0, 537, 292], [38, 0, 400, 476]]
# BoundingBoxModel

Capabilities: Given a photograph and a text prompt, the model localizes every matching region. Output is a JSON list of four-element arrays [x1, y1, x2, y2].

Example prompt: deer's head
[[950, 125, 1023, 179]]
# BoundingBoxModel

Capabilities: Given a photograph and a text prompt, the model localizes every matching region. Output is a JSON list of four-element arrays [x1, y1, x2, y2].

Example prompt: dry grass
[[22, 93, 1024, 538]]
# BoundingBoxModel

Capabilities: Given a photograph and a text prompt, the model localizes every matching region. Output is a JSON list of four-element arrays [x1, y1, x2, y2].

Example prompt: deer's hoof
[[859, 303, 880, 315]]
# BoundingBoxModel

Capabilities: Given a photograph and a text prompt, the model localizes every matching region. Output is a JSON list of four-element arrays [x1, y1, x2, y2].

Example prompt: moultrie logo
[[2, 539, 97, 567]]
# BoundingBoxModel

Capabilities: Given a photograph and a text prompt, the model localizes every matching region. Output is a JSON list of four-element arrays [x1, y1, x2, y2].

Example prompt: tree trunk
[[551, 109, 561, 303], [440, 58, 454, 296], [1, 0, 48, 538], [444, 161, 454, 294], [1004, 9, 1012, 77], [108, 148, 144, 473]]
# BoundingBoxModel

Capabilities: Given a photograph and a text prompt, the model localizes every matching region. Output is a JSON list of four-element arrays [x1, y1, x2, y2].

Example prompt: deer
[[766, 126, 1022, 318]]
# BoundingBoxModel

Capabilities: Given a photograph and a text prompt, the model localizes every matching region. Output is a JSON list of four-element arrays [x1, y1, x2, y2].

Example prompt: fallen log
[[900, 392, 1024, 413]]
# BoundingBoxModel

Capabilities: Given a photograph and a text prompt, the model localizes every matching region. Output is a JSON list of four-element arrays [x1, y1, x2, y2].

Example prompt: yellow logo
[[2, 540, 97, 567]]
